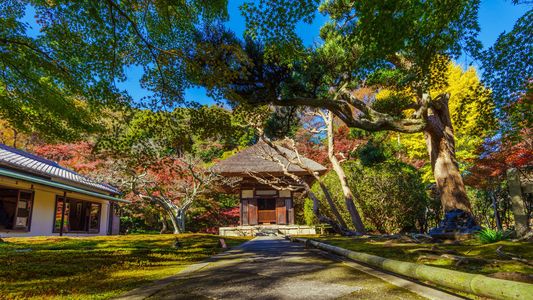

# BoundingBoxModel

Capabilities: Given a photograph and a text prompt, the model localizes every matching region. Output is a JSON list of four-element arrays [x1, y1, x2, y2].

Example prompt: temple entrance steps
[[219, 224, 316, 237]]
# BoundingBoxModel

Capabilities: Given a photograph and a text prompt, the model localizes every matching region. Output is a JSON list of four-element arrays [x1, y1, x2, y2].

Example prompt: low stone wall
[[219, 225, 316, 236]]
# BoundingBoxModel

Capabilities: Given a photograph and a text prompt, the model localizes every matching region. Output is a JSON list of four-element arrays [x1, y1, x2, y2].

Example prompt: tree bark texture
[[490, 191, 503, 231], [153, 197, 187, 234], [424, 95, 472, 213], [326, 111, 366, 233], [507, 168, 529, 237]]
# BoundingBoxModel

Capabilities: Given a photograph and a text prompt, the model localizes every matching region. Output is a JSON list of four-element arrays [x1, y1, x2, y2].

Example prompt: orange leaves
[[32, 142, 103, 173]]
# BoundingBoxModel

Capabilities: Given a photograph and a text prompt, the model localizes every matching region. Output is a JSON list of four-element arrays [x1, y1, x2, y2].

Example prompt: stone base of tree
[[429, 209, 482, 239], [219, 225, 316, 236]]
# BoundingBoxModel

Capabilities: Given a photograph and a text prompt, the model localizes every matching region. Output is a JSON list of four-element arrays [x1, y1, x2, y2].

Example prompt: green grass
[[0, 234, 251, 299], [476, 228, 510, 244], [310, 236, 533, 278]]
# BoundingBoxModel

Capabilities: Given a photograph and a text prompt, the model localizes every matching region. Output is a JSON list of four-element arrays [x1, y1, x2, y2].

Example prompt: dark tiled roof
[[0, 143, 119, 194], [213, 141, 327, 176]]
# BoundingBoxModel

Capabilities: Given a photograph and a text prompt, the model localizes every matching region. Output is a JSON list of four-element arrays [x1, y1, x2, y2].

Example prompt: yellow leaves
[[431, 62, 495, 136], [373, 89, 415, 117], [375, 89, 392, 101], [398, 132, 427, 160], [397, 61, 495, 182]]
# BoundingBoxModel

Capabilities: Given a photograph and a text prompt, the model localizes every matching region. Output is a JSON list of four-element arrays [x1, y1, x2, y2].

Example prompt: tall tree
[[300, 109, 366, 233], [0, 0, 228, 140], [1, 0, 491, 218], [214, 0, 482, 215], [396, 61, 495, 182]]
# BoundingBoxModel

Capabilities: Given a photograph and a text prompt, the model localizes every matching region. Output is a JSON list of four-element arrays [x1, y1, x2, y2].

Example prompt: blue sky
[[22, 1, 528, 105], [180, 0, 529, 105]]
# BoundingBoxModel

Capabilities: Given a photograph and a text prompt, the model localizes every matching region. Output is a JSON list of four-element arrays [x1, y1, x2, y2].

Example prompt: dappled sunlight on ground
[[0, 234, 250, 299], [313, 235, 533, 278]]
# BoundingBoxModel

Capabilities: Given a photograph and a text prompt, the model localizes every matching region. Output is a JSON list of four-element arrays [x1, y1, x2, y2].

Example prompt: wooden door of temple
[[257, 198, 276, 224], [241, 199, 249, 225], [286, 198, 294, 224], [276, 199, 287, 224], [248, 198, 258, 225]]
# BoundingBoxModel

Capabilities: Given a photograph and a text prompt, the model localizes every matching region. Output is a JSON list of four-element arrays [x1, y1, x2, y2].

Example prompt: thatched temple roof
[[213, 141, 327, 177]]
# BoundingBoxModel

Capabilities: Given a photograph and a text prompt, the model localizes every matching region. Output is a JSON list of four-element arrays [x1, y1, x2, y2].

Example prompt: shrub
[[304, 198, 318, 226], [187, 194, 240, 233], [476, 228, 510, 244], [306, 160, 429, 234]]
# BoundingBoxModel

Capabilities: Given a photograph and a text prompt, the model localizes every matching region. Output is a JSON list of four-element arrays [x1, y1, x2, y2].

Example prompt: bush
[[306, 160, 430, 234], [187, 194, 240, 233], [304, 198, 318, 226], [476, 228, 510, 244]]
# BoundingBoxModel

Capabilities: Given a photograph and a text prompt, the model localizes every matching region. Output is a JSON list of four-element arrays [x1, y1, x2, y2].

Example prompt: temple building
[[214, 141, 326, 236]]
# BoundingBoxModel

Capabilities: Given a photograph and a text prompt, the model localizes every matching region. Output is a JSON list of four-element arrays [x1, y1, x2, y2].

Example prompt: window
[[54, 197, 101, 234], [0, 188, 34, 231]]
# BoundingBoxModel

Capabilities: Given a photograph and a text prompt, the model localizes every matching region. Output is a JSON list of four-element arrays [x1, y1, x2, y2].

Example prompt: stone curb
[[292, 237, 533, 300], [313, 250, 465, 300]]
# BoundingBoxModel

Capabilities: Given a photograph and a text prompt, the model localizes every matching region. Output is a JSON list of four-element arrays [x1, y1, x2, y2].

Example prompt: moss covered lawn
[[0, 234, 251, 299], [310, 236, 533, 281]]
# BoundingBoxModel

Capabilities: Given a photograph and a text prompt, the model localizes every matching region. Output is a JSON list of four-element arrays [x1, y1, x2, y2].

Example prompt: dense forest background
[[0, 1, 531, 234]]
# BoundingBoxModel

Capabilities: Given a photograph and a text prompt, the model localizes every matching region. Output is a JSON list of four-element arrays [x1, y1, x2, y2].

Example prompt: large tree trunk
[[175, 209, 186, 233], [424, 95, 472, 213], [326, 111, 366, 234], [154, 197, 186, 234], [160, 215, 168, 234], [507, 168, 529, 237]]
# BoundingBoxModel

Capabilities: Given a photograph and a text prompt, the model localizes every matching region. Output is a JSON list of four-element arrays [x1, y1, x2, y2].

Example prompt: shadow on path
[[148, 236, 426, 300]]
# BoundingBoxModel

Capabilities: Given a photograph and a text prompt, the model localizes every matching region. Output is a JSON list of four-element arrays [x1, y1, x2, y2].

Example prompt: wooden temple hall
[[214, 142, 326, 236]]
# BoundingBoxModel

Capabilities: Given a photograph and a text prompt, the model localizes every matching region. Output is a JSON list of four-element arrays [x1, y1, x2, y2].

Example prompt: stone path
[[139, 236, 452, 300]]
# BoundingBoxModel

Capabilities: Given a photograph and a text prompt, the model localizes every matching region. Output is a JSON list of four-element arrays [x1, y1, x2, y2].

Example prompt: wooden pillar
[[248, 199, 258, 225], [276, 198, 287, 224], [107, 202, 114, 235], [241, 199, 249, 225], [507, 168, 529, 237], [287, 198, 295, 225]]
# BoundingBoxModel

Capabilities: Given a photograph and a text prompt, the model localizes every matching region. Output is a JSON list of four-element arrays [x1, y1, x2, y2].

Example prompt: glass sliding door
[[0, 188, 34, 232], [53, 196, 101, 234], [89, 203, 101, 233]]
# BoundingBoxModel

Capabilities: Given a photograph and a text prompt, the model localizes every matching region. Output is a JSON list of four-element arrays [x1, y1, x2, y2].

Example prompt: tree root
[[410, 233, 434, 243], [409, 245, 459, 255], [496, 246, 533, 266]]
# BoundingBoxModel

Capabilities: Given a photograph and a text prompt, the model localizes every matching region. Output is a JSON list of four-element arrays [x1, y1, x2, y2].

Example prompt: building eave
[[0, 167, 130, 203]]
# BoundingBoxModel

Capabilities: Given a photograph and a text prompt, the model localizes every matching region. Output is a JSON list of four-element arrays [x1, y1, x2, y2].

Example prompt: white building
[[0, 144, 127, 237]]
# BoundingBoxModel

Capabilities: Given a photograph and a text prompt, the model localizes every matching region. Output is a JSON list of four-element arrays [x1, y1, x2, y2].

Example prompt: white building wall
[[0, 176, 113, 237]]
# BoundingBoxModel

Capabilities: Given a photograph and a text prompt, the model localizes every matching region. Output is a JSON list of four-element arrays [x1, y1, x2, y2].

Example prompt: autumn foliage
[[465, 128, 533, 189], [31, 141, 240, 233]]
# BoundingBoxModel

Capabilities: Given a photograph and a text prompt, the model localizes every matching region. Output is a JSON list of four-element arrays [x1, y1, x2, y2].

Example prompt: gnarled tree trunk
[[424, 95, 472, 213]]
